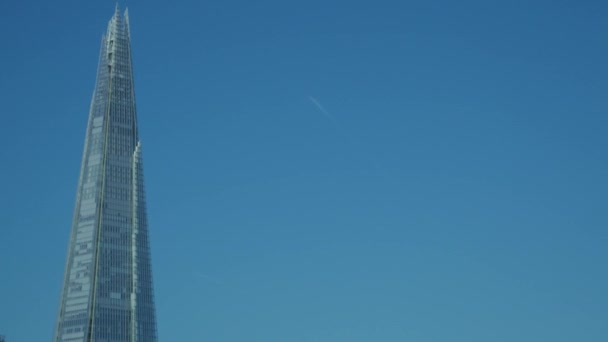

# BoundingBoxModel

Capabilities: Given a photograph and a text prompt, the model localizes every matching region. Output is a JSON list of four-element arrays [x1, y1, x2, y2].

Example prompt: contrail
[[308, 96, 338, 125]]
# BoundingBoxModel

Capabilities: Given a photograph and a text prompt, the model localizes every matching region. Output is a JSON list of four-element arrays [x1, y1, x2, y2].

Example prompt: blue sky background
[[0, 0, 607, 341]]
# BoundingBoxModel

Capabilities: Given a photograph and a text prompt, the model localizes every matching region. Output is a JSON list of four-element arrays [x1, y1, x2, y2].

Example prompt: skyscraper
[[54, 7, 158, 342]]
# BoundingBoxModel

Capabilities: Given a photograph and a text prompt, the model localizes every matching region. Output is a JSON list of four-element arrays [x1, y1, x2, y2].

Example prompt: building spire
[[114, 2, 121, 20], [54, 7, 158, 342]]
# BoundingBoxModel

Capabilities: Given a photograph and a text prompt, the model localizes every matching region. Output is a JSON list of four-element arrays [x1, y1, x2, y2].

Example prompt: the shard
[[54, 7, 158, 342]]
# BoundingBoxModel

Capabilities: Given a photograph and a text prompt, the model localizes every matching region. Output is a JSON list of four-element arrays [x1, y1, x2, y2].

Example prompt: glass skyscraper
[[54, 7, 158, 342]]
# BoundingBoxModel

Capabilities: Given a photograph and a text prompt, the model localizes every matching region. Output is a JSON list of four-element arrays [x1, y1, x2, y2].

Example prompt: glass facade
[[54, 7, 158, 342]]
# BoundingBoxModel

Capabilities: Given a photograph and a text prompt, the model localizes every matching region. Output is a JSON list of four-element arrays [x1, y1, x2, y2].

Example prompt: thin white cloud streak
[[308, 96, 338, 125]]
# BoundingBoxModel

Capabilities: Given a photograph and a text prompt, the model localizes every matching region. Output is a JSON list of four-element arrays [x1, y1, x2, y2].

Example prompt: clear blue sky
[[0, 0, 607, 341]]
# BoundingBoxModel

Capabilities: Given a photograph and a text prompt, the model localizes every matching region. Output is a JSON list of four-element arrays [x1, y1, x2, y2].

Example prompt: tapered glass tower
[[54, 7, 158, 342]]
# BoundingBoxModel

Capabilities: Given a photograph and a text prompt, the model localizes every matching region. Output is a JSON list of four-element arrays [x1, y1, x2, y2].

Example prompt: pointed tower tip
[[112, 2, 120, 21]]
